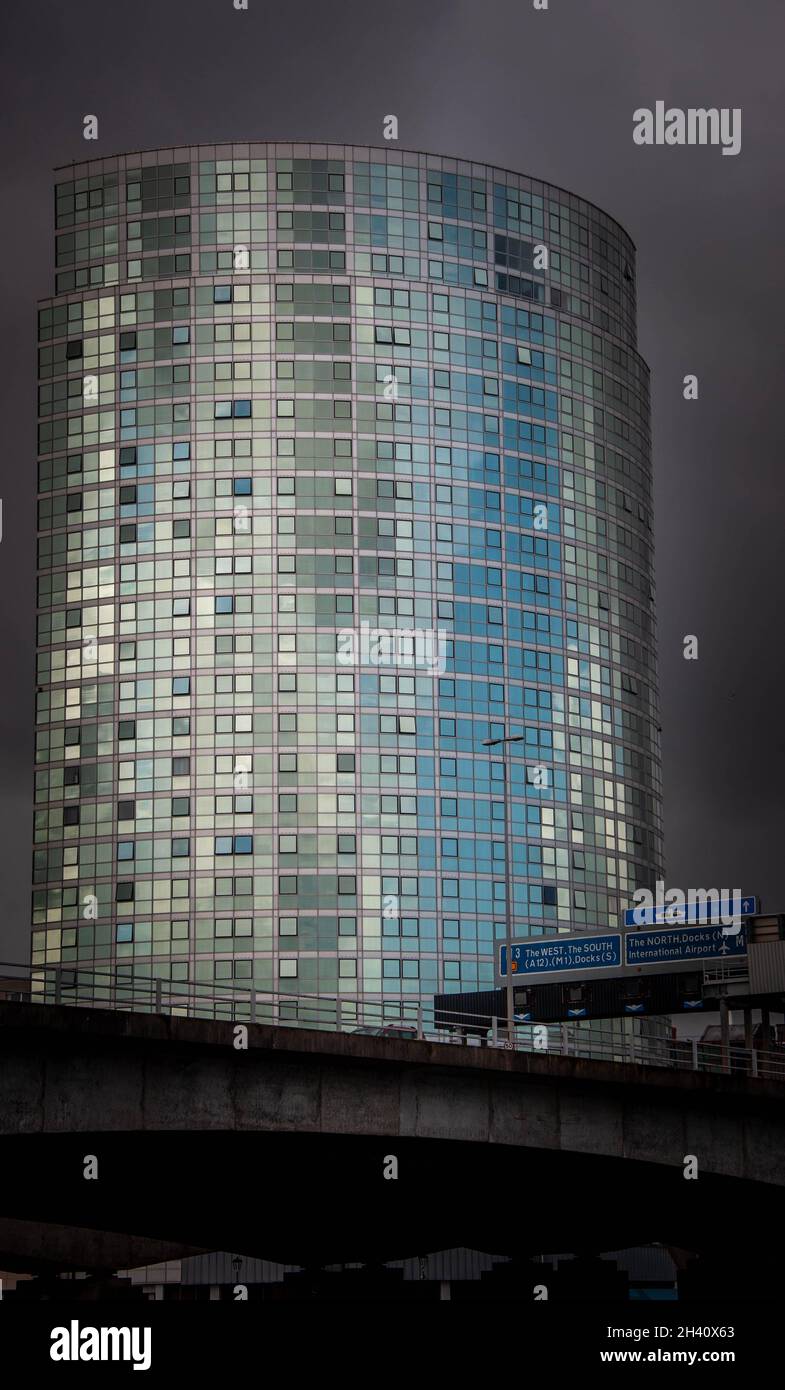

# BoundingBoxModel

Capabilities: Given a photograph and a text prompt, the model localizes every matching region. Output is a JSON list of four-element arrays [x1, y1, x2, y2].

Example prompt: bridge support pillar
[[719, 998, 731, 1073]]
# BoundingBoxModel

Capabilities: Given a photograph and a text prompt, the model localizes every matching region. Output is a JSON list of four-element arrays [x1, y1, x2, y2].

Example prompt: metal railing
[[2, 959, 784, 1082], [702, 960, 750, 986]]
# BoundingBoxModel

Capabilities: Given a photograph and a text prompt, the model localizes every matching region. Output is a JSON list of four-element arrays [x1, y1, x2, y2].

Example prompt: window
[[214, 399, 252, 419], [215, 835, 253, 855]]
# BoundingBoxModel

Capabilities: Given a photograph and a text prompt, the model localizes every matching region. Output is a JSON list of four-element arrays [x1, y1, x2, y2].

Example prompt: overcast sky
[[0, 0, 782, 961]]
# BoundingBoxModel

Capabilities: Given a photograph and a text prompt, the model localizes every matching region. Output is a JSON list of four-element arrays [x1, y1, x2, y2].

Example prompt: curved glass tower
[[33, 141, 663, 1018]]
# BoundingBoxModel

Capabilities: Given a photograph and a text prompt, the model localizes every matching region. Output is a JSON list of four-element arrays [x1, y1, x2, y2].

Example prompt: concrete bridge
[[2, 1000, 784, 1273]]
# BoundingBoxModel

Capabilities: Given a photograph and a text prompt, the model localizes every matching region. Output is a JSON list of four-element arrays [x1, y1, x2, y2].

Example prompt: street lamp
[[482, 733, 526, 1044]]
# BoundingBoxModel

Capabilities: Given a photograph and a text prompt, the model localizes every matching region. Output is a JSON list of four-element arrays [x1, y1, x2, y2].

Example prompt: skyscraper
[[32, 141, 663, 1019]]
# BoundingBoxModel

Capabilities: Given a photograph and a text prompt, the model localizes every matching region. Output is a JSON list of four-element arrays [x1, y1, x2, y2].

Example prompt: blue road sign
[[500, 933, 622, 978], [625, 922, 747, 967], [623, 895, 757, 928]]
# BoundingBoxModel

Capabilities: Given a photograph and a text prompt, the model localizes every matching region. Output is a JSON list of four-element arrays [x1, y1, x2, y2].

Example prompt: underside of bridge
[[3, 1002, 785, 1284], [2, 1130, 784, 1276]]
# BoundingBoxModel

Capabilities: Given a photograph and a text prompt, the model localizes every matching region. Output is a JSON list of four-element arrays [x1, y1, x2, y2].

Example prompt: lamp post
[[483, 733, 525, 1045]]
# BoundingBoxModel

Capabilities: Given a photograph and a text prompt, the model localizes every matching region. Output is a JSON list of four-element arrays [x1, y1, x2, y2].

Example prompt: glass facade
[[32, 141, 663, 1016]]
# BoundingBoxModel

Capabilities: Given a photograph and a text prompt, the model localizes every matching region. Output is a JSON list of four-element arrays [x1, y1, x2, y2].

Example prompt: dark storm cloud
[[0, 0, 782, 959]]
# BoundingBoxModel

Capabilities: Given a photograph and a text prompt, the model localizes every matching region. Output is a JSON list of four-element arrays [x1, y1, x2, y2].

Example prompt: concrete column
[[744, 1008, 753, 1051]]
